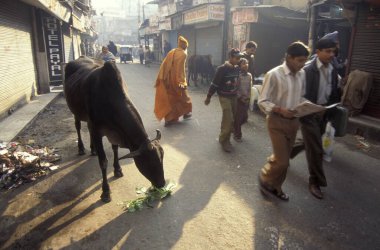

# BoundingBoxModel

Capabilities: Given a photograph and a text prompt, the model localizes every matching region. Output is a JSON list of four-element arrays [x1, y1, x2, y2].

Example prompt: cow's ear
[[103, 61, 118, 74]]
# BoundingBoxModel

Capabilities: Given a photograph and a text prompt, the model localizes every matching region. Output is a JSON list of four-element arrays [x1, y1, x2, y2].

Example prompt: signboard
[[41, 12, 64, 85], [232, 8, 259, 25], [184, 4, 225, 25], [209, 4, 225, 21]]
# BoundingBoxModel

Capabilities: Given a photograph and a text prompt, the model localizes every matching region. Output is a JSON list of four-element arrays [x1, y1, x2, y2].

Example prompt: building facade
[[0, 0, 95, 120]]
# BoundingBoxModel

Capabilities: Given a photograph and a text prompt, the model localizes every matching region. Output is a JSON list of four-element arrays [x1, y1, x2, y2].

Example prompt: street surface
[[1, 63, 380, 250]]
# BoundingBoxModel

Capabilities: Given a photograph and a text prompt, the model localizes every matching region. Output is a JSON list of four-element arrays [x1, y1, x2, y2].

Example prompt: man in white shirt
[[258, 41, 310, 201]]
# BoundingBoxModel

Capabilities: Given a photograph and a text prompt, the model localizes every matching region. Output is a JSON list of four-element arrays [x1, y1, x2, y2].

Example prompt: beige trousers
[[260, 114, 300, 192]]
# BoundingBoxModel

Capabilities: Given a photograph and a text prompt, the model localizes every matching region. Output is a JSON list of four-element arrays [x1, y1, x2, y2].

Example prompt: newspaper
[[292, 101, 340, 117]]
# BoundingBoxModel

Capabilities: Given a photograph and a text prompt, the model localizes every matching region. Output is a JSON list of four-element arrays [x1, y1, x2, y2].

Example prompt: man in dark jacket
[[295, 38, 341, 199], [204, 48, 242, 152], [242, 41, 258, 78]]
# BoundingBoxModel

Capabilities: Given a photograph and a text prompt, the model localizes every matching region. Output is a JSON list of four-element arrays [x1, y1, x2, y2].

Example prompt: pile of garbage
[[0, 141, 61, 190]]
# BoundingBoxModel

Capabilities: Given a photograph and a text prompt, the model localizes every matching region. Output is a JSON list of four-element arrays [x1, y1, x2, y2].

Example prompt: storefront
[[231, 7, 258, 50], [0, 0, 37, 119], [159, 17, 177, 60], [181, 3, 225, 65], [348, 3, 380, 118], [232, 6, 308, 76]]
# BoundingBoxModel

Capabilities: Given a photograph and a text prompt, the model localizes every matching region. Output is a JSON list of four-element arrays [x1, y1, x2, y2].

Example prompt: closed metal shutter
[[350, 4, 380, 118], [180, 27, 196, 59], [64, 34, 74, 62], [0, 0, 37, 118], [72, 30, 82, 59], [169, 30, 178, 51], [195, 24, 223, 66]]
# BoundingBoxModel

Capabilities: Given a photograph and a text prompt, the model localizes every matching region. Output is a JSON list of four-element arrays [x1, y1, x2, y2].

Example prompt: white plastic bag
[[250, 85, 261, 111], [322, 122, 335, 162]]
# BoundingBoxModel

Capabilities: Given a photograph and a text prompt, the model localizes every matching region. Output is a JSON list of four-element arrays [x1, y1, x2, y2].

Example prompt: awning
[[21, 0, 71, 22]]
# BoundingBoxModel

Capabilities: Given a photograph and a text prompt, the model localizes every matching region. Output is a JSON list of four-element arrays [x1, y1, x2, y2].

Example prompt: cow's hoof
[[101, 192, 111, 203], [78, 149, 85, 155], [114, 169, 123, 178]]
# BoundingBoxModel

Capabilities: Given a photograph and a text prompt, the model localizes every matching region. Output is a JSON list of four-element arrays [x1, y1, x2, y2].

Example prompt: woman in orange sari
[[154, 36, 192, 126]]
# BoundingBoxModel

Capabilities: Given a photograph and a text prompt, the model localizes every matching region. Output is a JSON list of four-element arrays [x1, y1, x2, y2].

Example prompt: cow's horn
[[153, 129, 161, 141]]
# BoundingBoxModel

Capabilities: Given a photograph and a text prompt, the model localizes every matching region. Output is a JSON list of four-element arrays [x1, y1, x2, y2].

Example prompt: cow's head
[[119, 130, 165, 188]]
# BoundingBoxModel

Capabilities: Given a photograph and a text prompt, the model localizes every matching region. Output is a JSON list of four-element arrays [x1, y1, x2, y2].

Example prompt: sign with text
[[41, 12, 64, 85], [184, 4, 225, 25], [232, 8, 258, 25]]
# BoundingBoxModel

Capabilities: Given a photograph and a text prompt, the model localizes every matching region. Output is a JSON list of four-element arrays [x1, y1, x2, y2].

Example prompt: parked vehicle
[[120, 45, 133, 63]]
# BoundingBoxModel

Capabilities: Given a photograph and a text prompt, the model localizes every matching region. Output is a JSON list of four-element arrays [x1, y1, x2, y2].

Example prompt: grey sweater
[[237, 72, 252, 102]]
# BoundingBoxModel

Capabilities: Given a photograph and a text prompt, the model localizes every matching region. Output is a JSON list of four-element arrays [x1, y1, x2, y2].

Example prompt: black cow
[[187, 55, 215, 86], [64, 57, 165, 202]]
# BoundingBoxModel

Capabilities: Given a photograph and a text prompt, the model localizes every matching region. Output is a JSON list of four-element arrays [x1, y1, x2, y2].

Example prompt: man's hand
[[179, 83, 187, 89], [273, 106, 297, 118], [280, 108, 297, 118], [204, 96, 211, 106]]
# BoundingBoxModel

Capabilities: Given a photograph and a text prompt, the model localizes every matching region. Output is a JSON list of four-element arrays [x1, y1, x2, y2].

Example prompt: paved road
[[1, 63, 379, 250]]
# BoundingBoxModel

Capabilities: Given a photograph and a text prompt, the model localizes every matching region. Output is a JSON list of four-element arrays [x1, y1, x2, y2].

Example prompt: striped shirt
[[259, 62, 306, 115]]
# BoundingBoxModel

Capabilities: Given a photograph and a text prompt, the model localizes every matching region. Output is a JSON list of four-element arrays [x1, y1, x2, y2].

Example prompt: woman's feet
[[164, 120, 178, 127], [183, 113, 192, 119]]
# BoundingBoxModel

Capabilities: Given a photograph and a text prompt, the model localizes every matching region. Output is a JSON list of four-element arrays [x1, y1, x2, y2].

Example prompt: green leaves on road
[[119, 181, 176, 212]]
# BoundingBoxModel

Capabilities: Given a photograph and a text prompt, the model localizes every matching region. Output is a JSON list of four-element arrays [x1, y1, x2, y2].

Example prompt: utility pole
[[138, 0, 141, 44], [222, 0, 230, 62], [308, 0, 319, 52]]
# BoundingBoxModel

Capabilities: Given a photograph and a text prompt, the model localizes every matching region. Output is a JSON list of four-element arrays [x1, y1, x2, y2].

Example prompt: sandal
[[258, 176, 289, 201]]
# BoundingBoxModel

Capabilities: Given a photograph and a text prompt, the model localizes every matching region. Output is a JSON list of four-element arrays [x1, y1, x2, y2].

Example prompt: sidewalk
[[347, 115, 380, 143], [0, 90, 62, 142]]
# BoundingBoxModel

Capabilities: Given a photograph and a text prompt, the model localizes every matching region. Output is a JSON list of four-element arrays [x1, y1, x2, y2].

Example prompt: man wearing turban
[[154, 36, 193, 126]]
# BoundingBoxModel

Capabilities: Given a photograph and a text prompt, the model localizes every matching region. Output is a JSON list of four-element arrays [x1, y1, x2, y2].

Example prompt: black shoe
[[164, 120, 178, 127], [309, 184, 323, 199], [221, 141, 233, 152], [183, 113, 192, 120], [258, 176, 289, 201], [233, 136, 242, 143]]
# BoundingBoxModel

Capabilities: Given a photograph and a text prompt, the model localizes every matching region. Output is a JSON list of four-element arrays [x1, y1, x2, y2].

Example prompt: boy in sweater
[[234, 58, 252, 142], [204, 48, 242, 152]]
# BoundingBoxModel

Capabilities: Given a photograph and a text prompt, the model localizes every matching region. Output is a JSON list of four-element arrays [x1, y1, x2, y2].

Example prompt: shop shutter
[[195, 24, 223, 65], [64, 34, 74, 62], [350, 4, 380, 118], [180, 27, 196, 59], [0, 0, 37, 117]]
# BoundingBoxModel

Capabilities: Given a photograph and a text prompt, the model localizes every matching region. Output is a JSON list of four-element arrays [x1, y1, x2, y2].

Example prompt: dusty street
[[1, 63, 380, 250]]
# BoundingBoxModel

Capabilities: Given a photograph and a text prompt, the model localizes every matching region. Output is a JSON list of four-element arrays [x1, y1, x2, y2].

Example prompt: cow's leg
[[88, 123, 97, 156], [194, 72, 198, 87], [112, 144, 123, 178], [75, 118, 85, 155], [187, 70, 191, 86], [92, 132, 111, 202]]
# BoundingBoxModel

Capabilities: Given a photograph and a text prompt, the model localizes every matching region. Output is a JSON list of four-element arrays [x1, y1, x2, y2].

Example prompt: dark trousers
[[234, 100, 249, 139], [299, 112, 328, 186], [139, 54, 144, 64]]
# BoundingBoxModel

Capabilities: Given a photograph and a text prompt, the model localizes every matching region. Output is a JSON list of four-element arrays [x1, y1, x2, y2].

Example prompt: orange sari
[[154, 46, 192, 122]]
